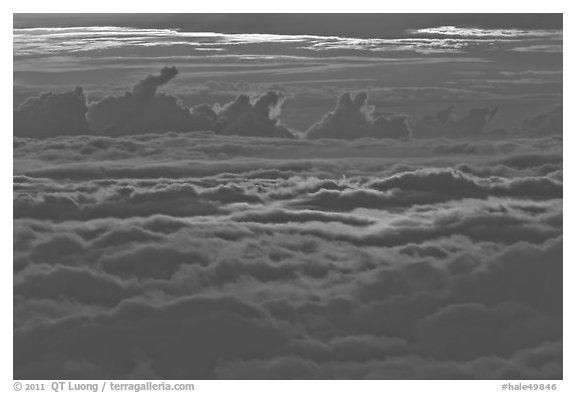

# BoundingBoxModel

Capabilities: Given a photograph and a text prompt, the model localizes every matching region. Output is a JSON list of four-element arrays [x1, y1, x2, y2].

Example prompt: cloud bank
[[14, 131, 562, 379], [16, 67, 561, 140], [13, 67, 294, 139]]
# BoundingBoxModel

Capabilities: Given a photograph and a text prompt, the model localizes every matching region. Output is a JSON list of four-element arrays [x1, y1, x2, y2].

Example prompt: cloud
[[132, 66, 179, 96], [416, 301, 561, 361], [214, 91, 296, 138], [231, 208, 376, 226], [13, 66, 561, 142], [14, 295, 292, 379], [494, 152, 562, 170], [13, 182, 233, 221], [14, 219, 563, 379], [19, 157, 322, 182], [520, 105, 562, 135], [98, 244, 209, 280], [87, 67, 216, 135], [15, 265, 139, 307], [412, 105, 499, 137], [215, 341, 562, 379], [305, 92, 412, 140], [14, 87, 91, 138], [369, 168, 561, 198], [13, 128, 563, 379], [290, 168, 562, 212], [14, 68, 297, 139], [277, 204, 561, 249], [452, 237, 563, 314]]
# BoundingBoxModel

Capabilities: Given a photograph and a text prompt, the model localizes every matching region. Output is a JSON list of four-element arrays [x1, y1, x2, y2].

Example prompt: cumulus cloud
[[87, 67, 216, 135], [15, 68, 299, 138], [14, 87, 91, 138], [13, 67, 562, 142], [305, 92, 412, 140], [214, 91, 296, 138]]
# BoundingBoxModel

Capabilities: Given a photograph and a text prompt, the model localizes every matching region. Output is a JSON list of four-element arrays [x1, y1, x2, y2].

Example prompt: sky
[[13, 13, 563, 381], [13, 14, 562, 132]]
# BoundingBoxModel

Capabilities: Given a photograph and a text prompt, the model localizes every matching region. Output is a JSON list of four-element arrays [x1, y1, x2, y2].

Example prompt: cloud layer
[[14, 67, 561, 140], [14, 131, 562, 379]]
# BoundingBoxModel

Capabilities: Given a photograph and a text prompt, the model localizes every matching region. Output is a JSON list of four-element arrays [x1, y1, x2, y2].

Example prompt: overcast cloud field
[[13, 13, 562, 380]]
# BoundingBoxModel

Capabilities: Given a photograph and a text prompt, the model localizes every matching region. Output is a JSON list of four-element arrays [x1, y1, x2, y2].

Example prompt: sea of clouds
[[13, 115, 562, 378]]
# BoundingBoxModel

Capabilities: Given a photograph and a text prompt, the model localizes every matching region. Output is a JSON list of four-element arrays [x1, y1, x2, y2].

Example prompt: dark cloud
[[306, 92, 412, 140], [290, 168, 562, 211], [13, 127, 562, 379], [215, 340, 562, 379], [132, 66, 179, 96], [15, 69, 294, 139], [87, 67, 216, 135], [452, 237, 563, 314], [232, 208, 376, 226], [13, 67, 562, 141], [276, 206, 561, 249], [14, 295, 292, 379], [98, 245, 209, 280], [12, 7, 565, 381], [494, 152, 562, 170], [369, 168, 562, 198], [520, 105, 562, 135], [15, 265, 139, 307], [18, 158, 321, 181], [13, 179, 264, 221], [214, 91, 296, 138], [416, 302, 561, 361], [14, 87, 91, 138], [412, 105, 499, 137]]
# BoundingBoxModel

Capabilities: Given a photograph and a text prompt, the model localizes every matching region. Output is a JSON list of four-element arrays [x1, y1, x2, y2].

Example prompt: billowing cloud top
[[14, 71, 561, 140], [87, 66, 215, 135], [214, 91, 295, 138], [132, 66, 179, 96], [306, 92, 412, 140]]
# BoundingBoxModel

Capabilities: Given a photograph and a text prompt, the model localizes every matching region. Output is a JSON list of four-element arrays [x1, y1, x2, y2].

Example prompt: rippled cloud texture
[[14, 131, 562, 379]]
